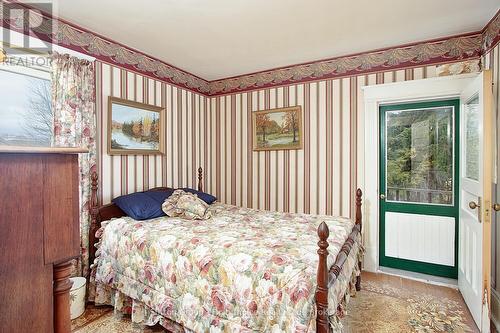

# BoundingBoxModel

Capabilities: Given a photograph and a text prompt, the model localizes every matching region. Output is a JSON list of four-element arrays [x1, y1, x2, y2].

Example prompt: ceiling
[[47, 0, 498, 81]]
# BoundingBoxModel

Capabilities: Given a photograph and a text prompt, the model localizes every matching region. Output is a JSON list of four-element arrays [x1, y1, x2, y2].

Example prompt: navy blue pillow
[[145, 189, 175, 204], [180, 188, 217, 204], [112, 189, 174, 220]]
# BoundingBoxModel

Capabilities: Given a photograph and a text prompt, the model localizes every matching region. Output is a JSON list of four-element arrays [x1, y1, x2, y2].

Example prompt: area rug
[[341, 275, 477, 333], [71, 304, 164, 332], [72, 272, 478, 332]]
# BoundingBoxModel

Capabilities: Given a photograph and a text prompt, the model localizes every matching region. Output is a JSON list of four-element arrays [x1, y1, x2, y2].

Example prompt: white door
[[459, 70, 493, 332]]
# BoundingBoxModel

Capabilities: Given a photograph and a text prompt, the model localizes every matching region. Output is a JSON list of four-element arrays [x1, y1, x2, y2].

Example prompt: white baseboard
[[363, 245, 378, 272]]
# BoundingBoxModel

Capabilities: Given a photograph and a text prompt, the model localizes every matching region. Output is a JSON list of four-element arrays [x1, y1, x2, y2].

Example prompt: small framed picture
[[107, 97, 165, 155], [252, 106, 303, 151]]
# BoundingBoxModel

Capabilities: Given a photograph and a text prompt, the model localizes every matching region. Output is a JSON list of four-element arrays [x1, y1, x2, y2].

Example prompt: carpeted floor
[[72, 272, 478, 333], [342, 272, 477, 332]]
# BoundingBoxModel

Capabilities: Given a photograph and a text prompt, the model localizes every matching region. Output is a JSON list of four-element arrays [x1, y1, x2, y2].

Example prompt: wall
[[3, 2, 494, 214], [207, 65, 447, 217], [95, 61, 470, 218], [3, 2, 491, 212], [95, 61, 210, 204]]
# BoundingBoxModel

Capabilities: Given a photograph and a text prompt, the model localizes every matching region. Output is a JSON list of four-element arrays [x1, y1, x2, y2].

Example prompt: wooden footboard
[[316, 189, 362, 333]]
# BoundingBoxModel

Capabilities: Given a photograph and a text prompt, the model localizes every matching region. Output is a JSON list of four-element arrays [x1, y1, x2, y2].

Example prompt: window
[[384, 104, 455, 205], [464, 95, 479, 181], [0, 61, 52, 146]]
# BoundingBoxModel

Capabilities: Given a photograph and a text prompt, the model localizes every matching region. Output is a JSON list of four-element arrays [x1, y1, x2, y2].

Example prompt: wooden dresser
[[0, 147, 86, 333]]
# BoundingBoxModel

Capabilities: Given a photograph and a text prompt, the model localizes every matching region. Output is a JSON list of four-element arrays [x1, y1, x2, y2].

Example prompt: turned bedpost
[[355, 188, 363, 291], [355, 188, 362, 229], [197, 167, 203, 192], [316, 221, 330, 333], [87, 171, 99, 280]]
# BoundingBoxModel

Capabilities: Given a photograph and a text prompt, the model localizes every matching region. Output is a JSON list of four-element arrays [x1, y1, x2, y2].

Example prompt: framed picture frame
[[252, 106, 303, 151], [107, 96, 165, 155]]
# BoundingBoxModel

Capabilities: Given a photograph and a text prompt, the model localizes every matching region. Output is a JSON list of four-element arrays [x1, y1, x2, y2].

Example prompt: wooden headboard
[[87, 167, 204, 278]]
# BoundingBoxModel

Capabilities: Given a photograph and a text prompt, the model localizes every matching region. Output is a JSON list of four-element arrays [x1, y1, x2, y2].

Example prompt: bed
[[88, 168, 363, 332]]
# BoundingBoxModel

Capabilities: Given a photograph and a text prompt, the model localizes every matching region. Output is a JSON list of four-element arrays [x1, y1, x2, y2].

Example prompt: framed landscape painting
[[252, 106, 303, 151], [107, 97, 165, 155]]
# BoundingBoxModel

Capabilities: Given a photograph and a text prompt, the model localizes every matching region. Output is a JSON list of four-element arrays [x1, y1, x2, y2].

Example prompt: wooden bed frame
[[89, 167, 363, 333]]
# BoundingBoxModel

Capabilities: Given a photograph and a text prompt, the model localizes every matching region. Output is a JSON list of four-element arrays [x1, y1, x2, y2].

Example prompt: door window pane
[[385, 106, 454, 205], [464, 96, 479, 181]]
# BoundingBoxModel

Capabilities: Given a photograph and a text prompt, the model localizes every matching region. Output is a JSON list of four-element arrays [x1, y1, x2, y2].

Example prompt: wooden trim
[[0, 146, 88, 154], [482, 69, 493, 309]]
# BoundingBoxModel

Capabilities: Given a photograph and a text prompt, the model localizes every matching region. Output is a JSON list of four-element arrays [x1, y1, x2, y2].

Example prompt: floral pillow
[[162, 189, 212, 220]]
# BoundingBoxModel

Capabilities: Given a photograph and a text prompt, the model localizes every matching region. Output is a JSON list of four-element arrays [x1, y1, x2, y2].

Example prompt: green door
[[379, 99, 459, 278]]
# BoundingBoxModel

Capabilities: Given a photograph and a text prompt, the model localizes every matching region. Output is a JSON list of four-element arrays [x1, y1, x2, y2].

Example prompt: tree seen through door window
[[386, 106, 454, 205]]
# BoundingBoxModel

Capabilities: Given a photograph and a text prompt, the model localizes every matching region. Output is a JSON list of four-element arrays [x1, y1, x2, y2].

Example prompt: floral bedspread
[[92, 203, 360, 332]]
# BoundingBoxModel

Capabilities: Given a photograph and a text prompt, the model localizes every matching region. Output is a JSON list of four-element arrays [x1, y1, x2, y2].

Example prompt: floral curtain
[[51, 52, 96, 278]]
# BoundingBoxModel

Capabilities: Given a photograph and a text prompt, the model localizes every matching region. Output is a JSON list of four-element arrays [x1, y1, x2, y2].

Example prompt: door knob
[[469, 201, 480, 210], [380, 194, 386, 200], [493, 203, 500, 212], [469, 198, 482, 222]]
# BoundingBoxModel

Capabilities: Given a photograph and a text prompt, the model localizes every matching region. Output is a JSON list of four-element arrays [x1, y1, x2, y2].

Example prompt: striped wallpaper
[[205, 66, 445, 218], [95, 58, 500, 218], [67, 10, 499, 211], [95, 60, 487, 217], [95, 61, 209, 204], [94, 62, 460, 215]]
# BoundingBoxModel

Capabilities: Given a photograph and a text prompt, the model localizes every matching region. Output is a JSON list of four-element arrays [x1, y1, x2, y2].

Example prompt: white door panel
[[385, 212, 455, 266], [458, 70, 493, 332]]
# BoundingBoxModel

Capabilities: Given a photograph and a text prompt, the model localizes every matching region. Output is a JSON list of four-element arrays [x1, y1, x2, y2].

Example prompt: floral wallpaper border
[[209, 33, 482, 94], [0, 1, 210, 94], [1, 3, 499, 96], [482, 9, 500, 53], [210, 10, 500, 95]]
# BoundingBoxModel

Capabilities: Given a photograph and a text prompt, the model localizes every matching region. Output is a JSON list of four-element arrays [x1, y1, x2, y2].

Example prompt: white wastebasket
[[69, 277, 86, 320]]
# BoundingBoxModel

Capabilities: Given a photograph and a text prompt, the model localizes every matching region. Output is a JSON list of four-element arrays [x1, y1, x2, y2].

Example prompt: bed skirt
[[89, 239, 363, 333]]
